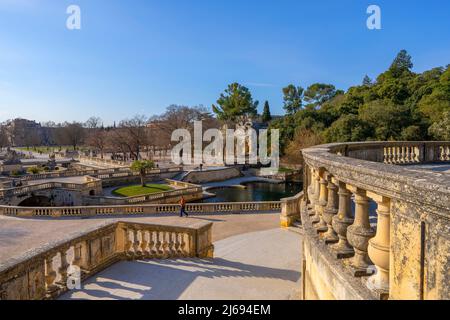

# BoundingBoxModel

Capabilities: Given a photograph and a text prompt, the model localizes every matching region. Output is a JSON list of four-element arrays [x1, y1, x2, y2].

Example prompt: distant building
[[3, 118, 53, 147]]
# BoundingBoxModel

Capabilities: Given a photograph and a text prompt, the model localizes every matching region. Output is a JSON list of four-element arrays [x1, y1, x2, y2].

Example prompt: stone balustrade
[[294, 141, 449, 300], [77, 155, 129, 166], [0, 220, 213, 300], [19, 166, 183, 182], [0, 200, 282, 218], [83, 179, 203, 205], [0, 177, 103, 201]]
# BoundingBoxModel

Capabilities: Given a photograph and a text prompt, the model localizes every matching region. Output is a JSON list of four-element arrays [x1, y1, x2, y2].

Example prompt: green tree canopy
[[282, 84, 304, 115], [389, 49, 413, 78], [269, 50, 449, 158], [212, 83, 258, 124], [131, 160, 155, 187], [304, 83, 340, 109], [261, 101, 272, 122]]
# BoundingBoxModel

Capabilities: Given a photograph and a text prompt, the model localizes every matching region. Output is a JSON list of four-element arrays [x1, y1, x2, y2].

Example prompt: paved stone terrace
[[0, 212, 280, 262], [60, 228, 302, 300]]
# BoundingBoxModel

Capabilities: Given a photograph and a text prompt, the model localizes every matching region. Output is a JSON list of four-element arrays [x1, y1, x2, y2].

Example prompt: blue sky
[[0, 0, 449, 125]]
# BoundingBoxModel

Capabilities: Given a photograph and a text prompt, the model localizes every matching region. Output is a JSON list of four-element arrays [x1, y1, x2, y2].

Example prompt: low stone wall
[[83, 180, 204, 205], [0, 220, 214, 300], [182, 167, 242, 184]]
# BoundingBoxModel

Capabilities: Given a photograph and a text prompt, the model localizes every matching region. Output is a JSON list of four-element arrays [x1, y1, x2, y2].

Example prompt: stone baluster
[[410, 146, 417, 163], [384, 147, 390, 163], [181, 233, 188, 256], [367, 196, 391, 298], [307, 167, 315, 210], [56, 250, 70, 287], [175, 233, 182, 255], [314, 173, 328, 232], [132, 229, 141, 258], [322, 175, 339, 243], [72, 241, 90, 276], [347, 188, 375, 276], [393, 147, 398, 163], [140, 230, 149, 258], [148, 231, 156, 257], [383, 147, 388, 164], [162, 232, 170, 258], [155, 231, 163, 257], [311, 170, 321, 222], [309, 170, 320, 223], [123, 228, 133, 259], [406, 146, 412, 163], [45, 256, 58, 296], [331, 182, 354, 258]]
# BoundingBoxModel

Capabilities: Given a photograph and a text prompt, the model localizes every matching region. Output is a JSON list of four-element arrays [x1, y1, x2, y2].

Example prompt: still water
[[202, 182, 303, 203]]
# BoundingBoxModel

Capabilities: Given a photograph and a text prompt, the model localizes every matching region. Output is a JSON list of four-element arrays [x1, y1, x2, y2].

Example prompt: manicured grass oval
[[112, 184, 173, 197]]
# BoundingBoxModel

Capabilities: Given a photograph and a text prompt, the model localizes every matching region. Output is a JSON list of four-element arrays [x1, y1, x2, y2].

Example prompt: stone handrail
[[0, 220, 213, 300], [296, 141, 450, 300], [0, 201, 282, 218], [280, 191, 304, 227]]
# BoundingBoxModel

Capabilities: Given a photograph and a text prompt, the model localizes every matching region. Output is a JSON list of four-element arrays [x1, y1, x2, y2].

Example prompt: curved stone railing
[[280, 191, 303, 227], [0, 220, 213, 300], [297, 141, 450, 300]]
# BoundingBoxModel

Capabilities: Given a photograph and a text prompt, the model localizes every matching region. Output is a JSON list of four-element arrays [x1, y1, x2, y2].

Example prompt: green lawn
[[112, 184, 173, 197]]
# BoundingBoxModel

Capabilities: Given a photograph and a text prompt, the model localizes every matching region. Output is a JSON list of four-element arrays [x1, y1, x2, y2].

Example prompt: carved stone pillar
[[133, 229, 141, 258], [56, 250, 69, 286], [347, 188, 375, 276], [331, 182, 354, 258], [367, 197, 391, 297], [322, 176, 339, 243], [307, 167, 315, 210], [123, 228, 133, 259], [308, 168, 317, 216], [72, 241, 90, 276], [45, 256, 58, 296], [311, 170, 321, 221], [140, 230, 149, 258], [314, 174, 328, 232]]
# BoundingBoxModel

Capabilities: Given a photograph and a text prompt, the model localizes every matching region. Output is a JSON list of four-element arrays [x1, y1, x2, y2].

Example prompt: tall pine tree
[[261, 101, 272, 122]]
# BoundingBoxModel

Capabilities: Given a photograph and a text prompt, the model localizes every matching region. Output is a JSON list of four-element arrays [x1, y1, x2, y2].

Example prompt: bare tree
[[61, 122, 85, 150], [85, 117, 102, 129], [0, 125, 9, 150], [113, 115, 149, 160], [147, 105, 219, 156]]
